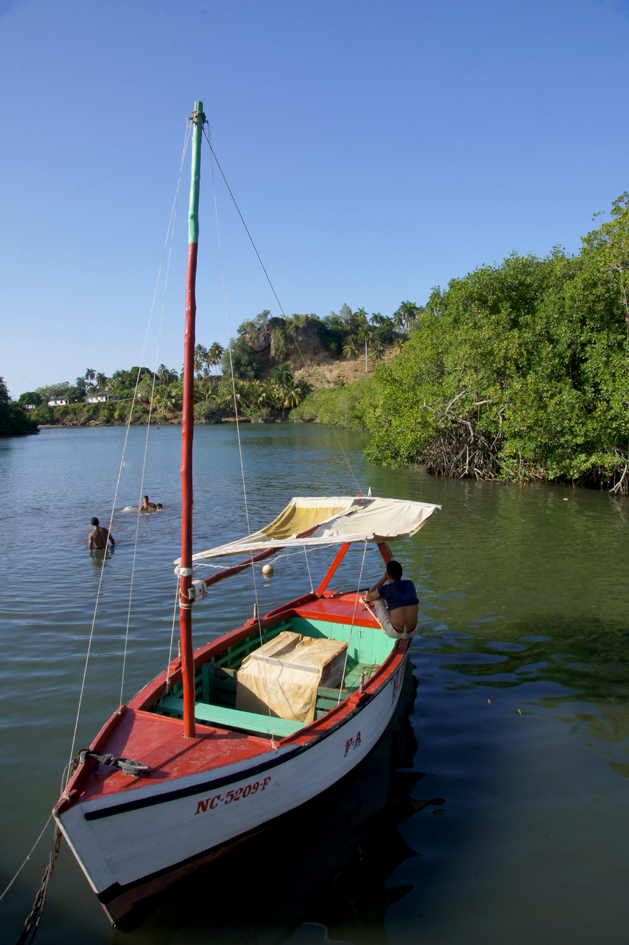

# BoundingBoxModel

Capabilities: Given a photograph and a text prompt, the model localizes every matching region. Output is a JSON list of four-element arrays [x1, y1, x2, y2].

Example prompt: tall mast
[[179, 100, 205, 738]]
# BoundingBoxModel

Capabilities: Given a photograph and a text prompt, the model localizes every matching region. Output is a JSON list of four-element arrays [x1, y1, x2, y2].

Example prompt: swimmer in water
[[140, 495, 158, 511], [88, 517, 115, 550]]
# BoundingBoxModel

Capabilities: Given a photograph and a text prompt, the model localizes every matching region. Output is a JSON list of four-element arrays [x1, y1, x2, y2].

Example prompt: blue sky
[[1, 0, 628, 397]]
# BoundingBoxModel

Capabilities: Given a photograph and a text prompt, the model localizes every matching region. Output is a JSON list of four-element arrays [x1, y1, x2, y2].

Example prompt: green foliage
[[17, 391, 43, 407], [36, 380, 71, 400], [291, 378, 378, 429], [110, 367, 152, 397], [31, 403, 53, 425], [232, 305, 402, 359], [221, 338, 259, 380], [100, 403, 115, 424], [194, 401, 222, 422], [0, 377, 39, 435], [364, 195, 629, 490]]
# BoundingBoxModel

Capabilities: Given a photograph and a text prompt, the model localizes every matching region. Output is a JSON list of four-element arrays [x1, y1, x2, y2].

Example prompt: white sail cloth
[[189, 496, 441, 561]]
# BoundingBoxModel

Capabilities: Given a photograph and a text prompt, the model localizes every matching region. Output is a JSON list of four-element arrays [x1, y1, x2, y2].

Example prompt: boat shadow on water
[[111, 665, 443, 945]]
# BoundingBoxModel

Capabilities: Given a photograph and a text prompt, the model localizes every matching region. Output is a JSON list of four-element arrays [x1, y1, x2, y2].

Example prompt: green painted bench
[[159, 695, 305, 738]]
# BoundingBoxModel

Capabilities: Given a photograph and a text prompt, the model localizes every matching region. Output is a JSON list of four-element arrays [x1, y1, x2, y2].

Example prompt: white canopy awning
[[189, 495, 441, 561]]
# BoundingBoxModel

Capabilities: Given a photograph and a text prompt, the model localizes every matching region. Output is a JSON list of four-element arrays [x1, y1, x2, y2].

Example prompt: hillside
[[236, 316, 400, 388], [23, 304, 414, 428]]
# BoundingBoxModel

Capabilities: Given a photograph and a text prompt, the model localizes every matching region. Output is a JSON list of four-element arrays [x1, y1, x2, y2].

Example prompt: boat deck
[[157, 602, 389, 736], [78, 708, 274, 803], [67, 594, 390, 807]]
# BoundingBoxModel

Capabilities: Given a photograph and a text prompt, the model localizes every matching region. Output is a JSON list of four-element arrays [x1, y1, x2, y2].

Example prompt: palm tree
[[371, 339, 386, 363], [74, 376, 87, 400], [293, 378, 312, 404], [282, 385, 301, 413], [153, 385, 175, 416], [273, 363, 294, 389], [194, 344, 208, 379], [95, 372, 108, 391], [394, 300, 422, 331], [156, 363, 178, 386], [356, 323, 374, 372], [229, 379, 248, 413], [245, 380, 264, 409], [342, 336, 360, 376], [208, 342, 224, 374], [392, 308, 406, 332], [259, 380, 282, 412]]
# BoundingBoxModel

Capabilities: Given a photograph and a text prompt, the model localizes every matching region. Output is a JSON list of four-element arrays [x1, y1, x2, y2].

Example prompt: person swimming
[[140, 495, 158, 512]]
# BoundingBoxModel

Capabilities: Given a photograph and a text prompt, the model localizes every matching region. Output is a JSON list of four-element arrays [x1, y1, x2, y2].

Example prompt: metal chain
[[15, 827, 63, 945]]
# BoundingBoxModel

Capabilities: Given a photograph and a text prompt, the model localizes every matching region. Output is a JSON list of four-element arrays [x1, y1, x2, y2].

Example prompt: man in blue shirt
[[366, 560, 418, 639]]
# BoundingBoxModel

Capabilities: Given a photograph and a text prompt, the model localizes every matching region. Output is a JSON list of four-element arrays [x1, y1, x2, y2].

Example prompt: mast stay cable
[[5, 122, 195, 945], [207, 128, 277, 749], [119, 121, 191, 706], [68, 119, 193, 765], [201, 130, 364, 499]]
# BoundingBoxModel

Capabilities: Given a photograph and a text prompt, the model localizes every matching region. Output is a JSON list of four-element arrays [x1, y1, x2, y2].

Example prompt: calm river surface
[[1, 424, 629, 945]]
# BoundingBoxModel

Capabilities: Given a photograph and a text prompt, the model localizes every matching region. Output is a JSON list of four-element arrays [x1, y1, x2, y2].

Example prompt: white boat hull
[[56, 654, 408, 919]]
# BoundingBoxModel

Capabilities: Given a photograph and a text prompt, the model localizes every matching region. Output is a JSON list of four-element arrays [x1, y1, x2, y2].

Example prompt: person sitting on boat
[[140, 495, 158, 511], [88, 517, 115, 550], [366, 560, 418, 639]]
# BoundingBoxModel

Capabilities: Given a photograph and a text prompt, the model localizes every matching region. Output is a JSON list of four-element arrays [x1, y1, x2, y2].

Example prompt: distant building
[[48, 399, 69, 407], [84, 393, 119, 404]]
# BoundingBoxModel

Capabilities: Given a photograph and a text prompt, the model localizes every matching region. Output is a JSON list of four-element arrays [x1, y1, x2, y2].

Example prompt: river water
[[1, 424, 628, 945]]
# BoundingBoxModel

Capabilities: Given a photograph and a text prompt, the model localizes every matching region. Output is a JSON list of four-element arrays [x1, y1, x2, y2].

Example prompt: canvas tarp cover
[[236, 631, 348, 724], [190, 496, 441, 561]]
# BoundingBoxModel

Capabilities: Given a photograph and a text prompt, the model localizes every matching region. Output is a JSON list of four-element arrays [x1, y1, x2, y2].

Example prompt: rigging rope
[[8, 752, 81, 944], [159, 576, 182, 704], [10, 121, 194, 945], [0, 817, 53, 905], [68, 118, 192, 763], [337, 541, 368, 704], [119, 121, 191, 706], [208, 129, 277, 750], [201, 129, 364, 497]]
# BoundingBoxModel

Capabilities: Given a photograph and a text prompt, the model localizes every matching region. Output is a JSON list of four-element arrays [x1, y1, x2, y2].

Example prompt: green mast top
[[188, 101, 205, 245]]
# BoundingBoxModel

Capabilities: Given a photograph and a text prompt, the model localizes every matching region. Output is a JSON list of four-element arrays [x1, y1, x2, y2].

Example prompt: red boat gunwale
[[56, 590, 406, 815]]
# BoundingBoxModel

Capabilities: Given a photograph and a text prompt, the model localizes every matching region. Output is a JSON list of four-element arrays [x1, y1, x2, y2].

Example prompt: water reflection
[[2, 426, 629, 945], [89, 547, 115, 569], [113, 669, 424, 945]]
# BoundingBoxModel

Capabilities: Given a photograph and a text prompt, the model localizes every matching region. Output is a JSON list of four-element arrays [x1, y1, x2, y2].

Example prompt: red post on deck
[[316, 542, 351, 597]]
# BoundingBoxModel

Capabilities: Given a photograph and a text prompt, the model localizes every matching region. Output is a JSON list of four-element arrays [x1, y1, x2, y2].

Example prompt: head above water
[[143, 496, 149, 502], [91, 517, 99, 526], [386, 560, 403, 581]]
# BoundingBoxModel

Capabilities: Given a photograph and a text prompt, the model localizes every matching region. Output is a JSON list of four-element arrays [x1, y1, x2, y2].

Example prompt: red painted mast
[[179, 101, 205, 738]]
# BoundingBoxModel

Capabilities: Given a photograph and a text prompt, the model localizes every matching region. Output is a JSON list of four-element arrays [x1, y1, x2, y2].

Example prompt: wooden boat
[[53, 102, 440, 925]]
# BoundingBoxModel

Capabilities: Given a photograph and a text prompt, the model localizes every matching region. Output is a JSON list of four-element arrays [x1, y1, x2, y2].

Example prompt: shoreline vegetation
[[5, 193, 629, 493], [295, 193, 629, 494], [4, 303, 411, 432]]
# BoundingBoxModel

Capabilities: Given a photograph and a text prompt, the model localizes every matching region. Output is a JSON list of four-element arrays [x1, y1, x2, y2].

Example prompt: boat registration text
[[194, 776, 272, 815]]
